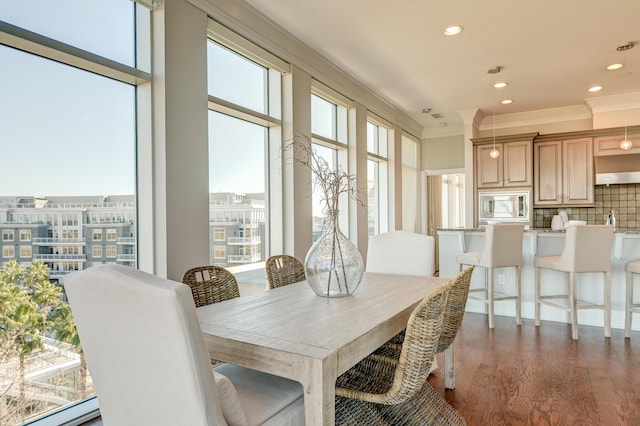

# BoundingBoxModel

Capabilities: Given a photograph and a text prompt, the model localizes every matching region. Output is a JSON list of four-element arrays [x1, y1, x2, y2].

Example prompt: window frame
[[1, 2, 150, 424], [366, 117, 390, 235], [310, 82, 354, 236], [2, 229, 14, 241], [206, 20, 288, 265]]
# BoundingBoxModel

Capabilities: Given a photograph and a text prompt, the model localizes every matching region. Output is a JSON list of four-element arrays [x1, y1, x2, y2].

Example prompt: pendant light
[[620, 126, 632, 150], [616, 42, 634, 150], [488, 66, 501, 159]]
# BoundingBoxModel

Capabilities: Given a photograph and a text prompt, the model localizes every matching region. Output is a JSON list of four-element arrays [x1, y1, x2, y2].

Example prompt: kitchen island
[[437, 227, 640, 332]]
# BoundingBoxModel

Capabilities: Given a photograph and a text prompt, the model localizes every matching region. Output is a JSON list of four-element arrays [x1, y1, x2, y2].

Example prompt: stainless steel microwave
[[478, 190, 530, 223]]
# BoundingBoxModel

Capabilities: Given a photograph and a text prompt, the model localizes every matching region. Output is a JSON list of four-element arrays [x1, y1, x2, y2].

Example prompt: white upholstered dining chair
[[366, 230, 436, 276], [365, 230, 439, 373], [64, 264, 304, 426]]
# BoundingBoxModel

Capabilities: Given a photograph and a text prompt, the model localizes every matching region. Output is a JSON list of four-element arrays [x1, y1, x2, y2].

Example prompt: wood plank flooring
[[428, 312, 640, 425], [82, 312, 640, 425]]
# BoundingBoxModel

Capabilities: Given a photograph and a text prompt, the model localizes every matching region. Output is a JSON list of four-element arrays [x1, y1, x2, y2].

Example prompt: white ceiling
[[241, 0, 640, 135]]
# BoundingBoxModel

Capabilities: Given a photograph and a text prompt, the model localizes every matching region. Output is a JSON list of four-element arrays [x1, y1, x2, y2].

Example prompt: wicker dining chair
[[181, 265, 240, 307], [380, 266, 474, 389], [265, 255, 306, 289], [335, 283, 467, 425]]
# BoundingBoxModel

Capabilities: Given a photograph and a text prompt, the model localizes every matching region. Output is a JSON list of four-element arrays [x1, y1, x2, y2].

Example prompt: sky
[[0, 1, 137, 196]]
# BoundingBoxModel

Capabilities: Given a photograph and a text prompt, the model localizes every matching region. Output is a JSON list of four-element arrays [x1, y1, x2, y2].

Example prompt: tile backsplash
[[533, 183, 640, 229]]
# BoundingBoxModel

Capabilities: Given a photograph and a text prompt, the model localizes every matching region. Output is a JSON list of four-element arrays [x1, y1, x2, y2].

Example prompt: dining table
[[197, 272, 451, 426]]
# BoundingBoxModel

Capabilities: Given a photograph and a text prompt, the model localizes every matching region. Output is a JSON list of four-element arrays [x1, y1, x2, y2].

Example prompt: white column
[[457, 108, 482, 229]]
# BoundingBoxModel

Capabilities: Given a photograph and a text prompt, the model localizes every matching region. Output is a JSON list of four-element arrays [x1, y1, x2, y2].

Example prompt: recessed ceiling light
[[606, 63, 624, 71], [501, 99, 513, 105], [443, 25, 463, 36], [588, 85, 603, 92], [494, 82, 508, 88]]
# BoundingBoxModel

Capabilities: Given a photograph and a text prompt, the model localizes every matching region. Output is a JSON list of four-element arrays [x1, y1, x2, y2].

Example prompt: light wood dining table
[[197, 272, 451, 426]]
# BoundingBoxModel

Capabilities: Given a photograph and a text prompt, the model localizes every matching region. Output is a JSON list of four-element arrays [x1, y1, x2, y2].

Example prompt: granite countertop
[[434, 227, 640, 234]]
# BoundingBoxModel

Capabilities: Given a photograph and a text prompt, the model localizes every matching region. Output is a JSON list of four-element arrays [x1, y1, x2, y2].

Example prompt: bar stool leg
[[534, 266, 540, 327], [625, 271, 633, 339], [487, 267, 494, 329], [604, 271, 611, 338], [515, 265, 522, 326], [569, 272, 579, 340]]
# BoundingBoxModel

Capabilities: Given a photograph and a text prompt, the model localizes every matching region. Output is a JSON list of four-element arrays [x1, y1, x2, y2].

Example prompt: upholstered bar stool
[[534, 225, 614, 340], [626, 259, 640, 338], [456, 223, 525, 329]]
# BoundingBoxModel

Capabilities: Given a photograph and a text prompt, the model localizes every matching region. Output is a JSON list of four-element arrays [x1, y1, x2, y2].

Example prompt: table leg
[[302, 355, 337, 426]]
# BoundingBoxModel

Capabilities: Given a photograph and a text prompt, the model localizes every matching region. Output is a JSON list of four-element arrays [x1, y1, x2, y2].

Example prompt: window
[[310, 87, 351, 240], [367, 120, 389, 235], [106, 245, 117, 258], [92, 245, 103, 258], [442, 174, 465, 228], [213, 228, 225, 241], [2, 246, 14, 258], [19, 229, 31, 241], [2, 230, 13, 241], [106, 228, 117, 241], [207, 22, 286, 267], [214, 245, 226, 259], [402, 134, 419, 232], [93, 229, 103, 241], [19, 246, 32, 258], [0, 1, 147, 422]]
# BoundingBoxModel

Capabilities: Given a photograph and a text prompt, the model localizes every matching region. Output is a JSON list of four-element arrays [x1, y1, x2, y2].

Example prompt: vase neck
[[323, 210, 339, 229]]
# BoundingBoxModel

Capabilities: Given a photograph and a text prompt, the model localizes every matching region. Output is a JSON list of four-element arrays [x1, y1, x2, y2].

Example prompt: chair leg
[[444, 343, 455, 390], [534, 266, 540, 327], [515, 265, 522, 326], [569, 272, 579, 340], [626, 271, 633, 339], [604, 271, 611, 338], [487, 267, 494, 329]]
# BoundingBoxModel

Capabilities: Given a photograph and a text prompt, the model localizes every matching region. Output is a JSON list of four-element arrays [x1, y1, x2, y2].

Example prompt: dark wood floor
[[82, 313, 639, 425], [428, 313, 640, 425]]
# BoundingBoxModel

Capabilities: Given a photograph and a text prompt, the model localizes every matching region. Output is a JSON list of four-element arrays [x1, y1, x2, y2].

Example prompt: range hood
[[595, 153, 640, 185]]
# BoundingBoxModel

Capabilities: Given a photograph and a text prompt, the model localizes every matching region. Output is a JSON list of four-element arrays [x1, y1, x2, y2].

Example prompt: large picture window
[[367, 120, 389, 235], [0, 1, 148, 423], [310, 88, 351, 240], [206, 23, 286, 268]]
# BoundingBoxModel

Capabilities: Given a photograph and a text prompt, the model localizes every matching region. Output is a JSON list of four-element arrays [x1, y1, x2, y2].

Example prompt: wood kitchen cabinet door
[[476, 139, 532, 188], [533, 137, 594, 206], [562, 137, 594, 205], [534, 140, 562, 205], [504, 140, 532, 187], [476, 144, 504, 188]]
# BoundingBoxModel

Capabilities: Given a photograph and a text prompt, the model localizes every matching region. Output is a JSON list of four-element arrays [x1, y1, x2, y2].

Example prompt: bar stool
[[456, 223, 524, 329], [534, 225, 614, 340], [626, 259, 640, 338]]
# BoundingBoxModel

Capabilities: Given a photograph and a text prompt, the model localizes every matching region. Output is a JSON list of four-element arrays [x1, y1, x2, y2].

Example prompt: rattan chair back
[[335, 281, 466, 425], [265, 255, 306, 289], [181, 265, 240, 307], [336, 283, 449, 404], [437, 266, 474, 354]]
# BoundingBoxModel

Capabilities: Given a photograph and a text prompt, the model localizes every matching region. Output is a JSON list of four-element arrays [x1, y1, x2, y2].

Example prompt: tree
[[50, 303, 87, 398], [0, 260, 62, 422]]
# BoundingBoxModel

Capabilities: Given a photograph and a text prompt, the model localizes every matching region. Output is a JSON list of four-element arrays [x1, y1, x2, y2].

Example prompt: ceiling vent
[[430, 112, 445, 119]]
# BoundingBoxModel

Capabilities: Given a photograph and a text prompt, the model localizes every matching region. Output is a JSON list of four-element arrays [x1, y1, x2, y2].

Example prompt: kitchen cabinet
[[533, 137, 594, 206], [473, 135, 534, 189], [594, 131, 640, 155]]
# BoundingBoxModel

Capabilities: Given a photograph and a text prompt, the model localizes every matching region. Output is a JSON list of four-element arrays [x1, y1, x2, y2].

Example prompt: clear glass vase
[[304, 210, 364, 297]]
